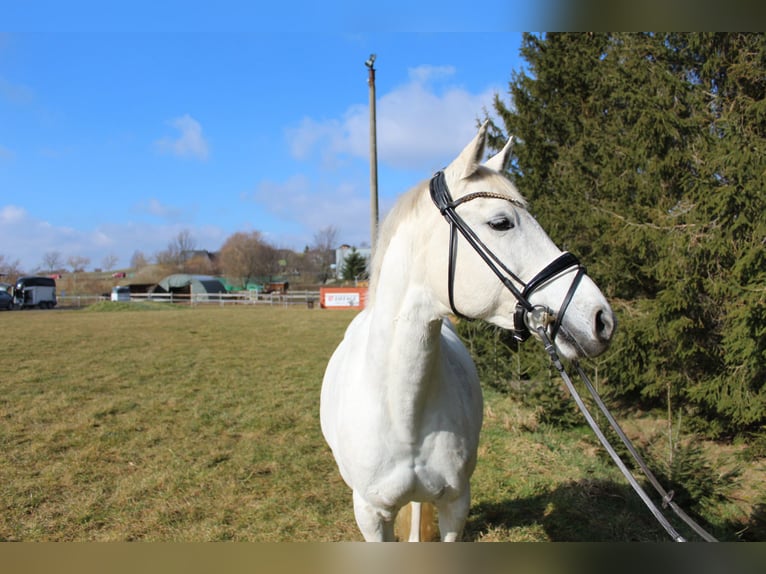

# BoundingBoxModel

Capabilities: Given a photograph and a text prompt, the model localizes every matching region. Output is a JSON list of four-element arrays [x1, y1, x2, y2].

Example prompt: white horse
[[320, 122, 615, 541]]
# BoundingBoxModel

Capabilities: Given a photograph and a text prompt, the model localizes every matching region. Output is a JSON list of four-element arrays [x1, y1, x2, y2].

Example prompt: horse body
[[320, 122, 615, 541], [320, 219, 483, 541]]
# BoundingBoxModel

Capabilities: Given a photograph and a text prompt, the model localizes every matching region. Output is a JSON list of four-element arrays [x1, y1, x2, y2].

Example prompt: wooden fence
[[58, 290, 321, 308]]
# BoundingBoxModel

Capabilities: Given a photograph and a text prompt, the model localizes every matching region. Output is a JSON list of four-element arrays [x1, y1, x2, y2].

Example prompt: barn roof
[[153, 274, 226, 294]]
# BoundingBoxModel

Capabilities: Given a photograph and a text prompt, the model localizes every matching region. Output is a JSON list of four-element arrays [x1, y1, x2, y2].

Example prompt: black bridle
[[429, 170, 585, 343]]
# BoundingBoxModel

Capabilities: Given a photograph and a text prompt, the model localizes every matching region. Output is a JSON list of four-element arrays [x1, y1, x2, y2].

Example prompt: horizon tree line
[[0, 224, 359, 287]]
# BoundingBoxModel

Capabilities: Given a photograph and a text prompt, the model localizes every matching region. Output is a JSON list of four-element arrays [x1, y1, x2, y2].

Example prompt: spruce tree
[[341, 248, 368, 281], [679, 33, 766, 434], [484, 33, 765, 441]]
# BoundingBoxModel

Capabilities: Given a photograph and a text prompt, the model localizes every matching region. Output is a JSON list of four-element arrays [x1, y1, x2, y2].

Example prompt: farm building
[[151, 274, 227, 299]]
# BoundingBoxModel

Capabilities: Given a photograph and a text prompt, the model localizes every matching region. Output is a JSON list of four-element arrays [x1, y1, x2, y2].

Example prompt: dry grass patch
[[1, 306, 359, 541], [0, 305, 760, 541]]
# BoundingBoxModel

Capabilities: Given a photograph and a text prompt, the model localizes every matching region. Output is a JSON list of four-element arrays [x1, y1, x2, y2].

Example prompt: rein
[[538, 326, 718, 542], [429, 170, 718, 542]]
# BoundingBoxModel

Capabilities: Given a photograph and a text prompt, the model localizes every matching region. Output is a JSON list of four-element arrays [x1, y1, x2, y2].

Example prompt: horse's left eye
[[488, 216, 514, 232]]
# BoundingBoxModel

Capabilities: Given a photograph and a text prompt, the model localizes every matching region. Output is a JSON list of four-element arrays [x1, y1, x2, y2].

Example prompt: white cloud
[[246, 174, 373, 248], [407, 64, 456, 84], [1, 204, 26, 224], [0, 206, 85, 270], [265, 65, 503, 249], [287, 65, 500, 171], [134, 197, 183, 220], [0, 203, 225, 272], [154, 114, 210, 161]]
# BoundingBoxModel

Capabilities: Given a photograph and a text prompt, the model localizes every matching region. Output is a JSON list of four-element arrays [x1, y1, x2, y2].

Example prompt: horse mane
[[367, 167, 526, 306]]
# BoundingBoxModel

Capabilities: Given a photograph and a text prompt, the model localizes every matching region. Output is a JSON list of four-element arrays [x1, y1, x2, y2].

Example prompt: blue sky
[[1, 4, 539, 272]]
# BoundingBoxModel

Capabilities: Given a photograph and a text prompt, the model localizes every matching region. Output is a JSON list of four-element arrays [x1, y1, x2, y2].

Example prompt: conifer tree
[[483, 33, 765, 440], [341, 248, 368, 281]]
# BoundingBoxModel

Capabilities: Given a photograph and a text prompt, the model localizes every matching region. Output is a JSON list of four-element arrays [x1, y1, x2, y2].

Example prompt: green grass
[[81, 301, 184, 312], [0, 306, 760, 541]]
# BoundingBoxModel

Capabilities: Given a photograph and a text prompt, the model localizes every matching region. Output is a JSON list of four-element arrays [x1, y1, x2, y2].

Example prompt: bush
[[456, 319, 584, 428], [658, 439, 741, 512]]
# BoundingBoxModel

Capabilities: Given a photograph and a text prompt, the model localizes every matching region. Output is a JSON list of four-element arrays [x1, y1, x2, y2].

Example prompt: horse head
[[424, 121, 615, 360]]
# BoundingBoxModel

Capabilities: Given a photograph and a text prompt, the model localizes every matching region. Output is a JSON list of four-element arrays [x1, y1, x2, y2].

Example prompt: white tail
[[395, 502, 440, 542], [409, 502, 422, 542]]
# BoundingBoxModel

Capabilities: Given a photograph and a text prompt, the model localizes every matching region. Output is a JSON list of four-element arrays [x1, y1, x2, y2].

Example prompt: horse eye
[[488, 216, 514, 232]]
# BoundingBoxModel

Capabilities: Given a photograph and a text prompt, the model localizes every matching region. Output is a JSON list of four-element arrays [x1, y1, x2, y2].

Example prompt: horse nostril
[[594, 308, 615, 342]]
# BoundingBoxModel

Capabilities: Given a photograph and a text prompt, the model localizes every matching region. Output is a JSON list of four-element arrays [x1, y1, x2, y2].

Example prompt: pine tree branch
[[591, 205, 710, 231]]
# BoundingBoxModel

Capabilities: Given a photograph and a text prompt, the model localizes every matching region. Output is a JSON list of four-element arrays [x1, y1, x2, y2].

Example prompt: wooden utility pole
[[365, 54, 379, 253]]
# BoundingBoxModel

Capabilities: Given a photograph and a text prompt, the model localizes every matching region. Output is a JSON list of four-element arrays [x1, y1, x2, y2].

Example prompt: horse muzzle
[[511, 252, 616, 358]]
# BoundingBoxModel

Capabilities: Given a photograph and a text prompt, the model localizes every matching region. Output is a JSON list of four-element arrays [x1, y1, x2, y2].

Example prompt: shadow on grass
[[464, 478, 742, 542]]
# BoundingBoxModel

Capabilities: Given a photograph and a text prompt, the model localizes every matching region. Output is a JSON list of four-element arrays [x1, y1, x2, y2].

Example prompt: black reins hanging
[[538, 326, 718, 542]]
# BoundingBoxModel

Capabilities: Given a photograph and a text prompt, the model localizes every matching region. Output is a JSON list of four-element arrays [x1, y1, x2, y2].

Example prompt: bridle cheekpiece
[[429, 170, 586, 343]]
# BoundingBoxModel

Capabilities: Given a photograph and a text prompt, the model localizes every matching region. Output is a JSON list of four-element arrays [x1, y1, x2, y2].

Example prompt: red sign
[[320, 287, 367, 310]]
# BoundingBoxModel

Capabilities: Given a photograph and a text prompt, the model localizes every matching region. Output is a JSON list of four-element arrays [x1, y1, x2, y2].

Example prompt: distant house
[[181, 250, 218, 264], [334, 244, 372, 279]]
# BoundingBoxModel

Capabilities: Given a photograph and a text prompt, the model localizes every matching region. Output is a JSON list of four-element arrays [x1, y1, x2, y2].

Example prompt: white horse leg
[[436, 488, 471, 542], [353, 490, 395, 542]]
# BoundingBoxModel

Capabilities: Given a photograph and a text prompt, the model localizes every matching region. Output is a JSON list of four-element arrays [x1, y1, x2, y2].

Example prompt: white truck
[[13, 276, 57, 309]]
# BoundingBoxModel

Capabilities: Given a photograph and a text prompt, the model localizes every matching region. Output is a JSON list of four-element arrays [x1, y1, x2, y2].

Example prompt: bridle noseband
[[429, 170, 586, 343]]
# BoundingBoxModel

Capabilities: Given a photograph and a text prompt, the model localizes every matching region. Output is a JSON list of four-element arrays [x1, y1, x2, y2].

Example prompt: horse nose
[[594, 307, 616, 343]]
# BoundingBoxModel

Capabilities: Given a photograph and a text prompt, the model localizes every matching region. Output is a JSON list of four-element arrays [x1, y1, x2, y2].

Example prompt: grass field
[[0, 304, 761, 541]]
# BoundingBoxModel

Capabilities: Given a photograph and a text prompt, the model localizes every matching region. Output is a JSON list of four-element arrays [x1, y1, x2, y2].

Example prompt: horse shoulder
[[439, 319, 483, 427], [440, 320, 480, 387], [320, 310, 380, 452]]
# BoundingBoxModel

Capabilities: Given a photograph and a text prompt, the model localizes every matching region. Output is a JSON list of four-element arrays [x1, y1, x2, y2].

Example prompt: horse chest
[[333, 383, 478, 504], [359, 431, 473, 507]]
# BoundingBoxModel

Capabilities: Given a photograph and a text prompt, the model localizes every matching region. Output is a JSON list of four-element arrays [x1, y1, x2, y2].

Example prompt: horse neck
[[366, 217, 445, 440]]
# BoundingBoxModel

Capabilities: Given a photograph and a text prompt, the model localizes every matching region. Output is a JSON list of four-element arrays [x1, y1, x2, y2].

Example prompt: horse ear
[[484, 135, 514, 173], [446, 120, 489, 180]]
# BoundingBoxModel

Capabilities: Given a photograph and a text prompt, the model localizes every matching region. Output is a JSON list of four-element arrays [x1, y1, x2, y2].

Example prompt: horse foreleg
[[436, 488, 470, 542], [353, 490, 396, 542]]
